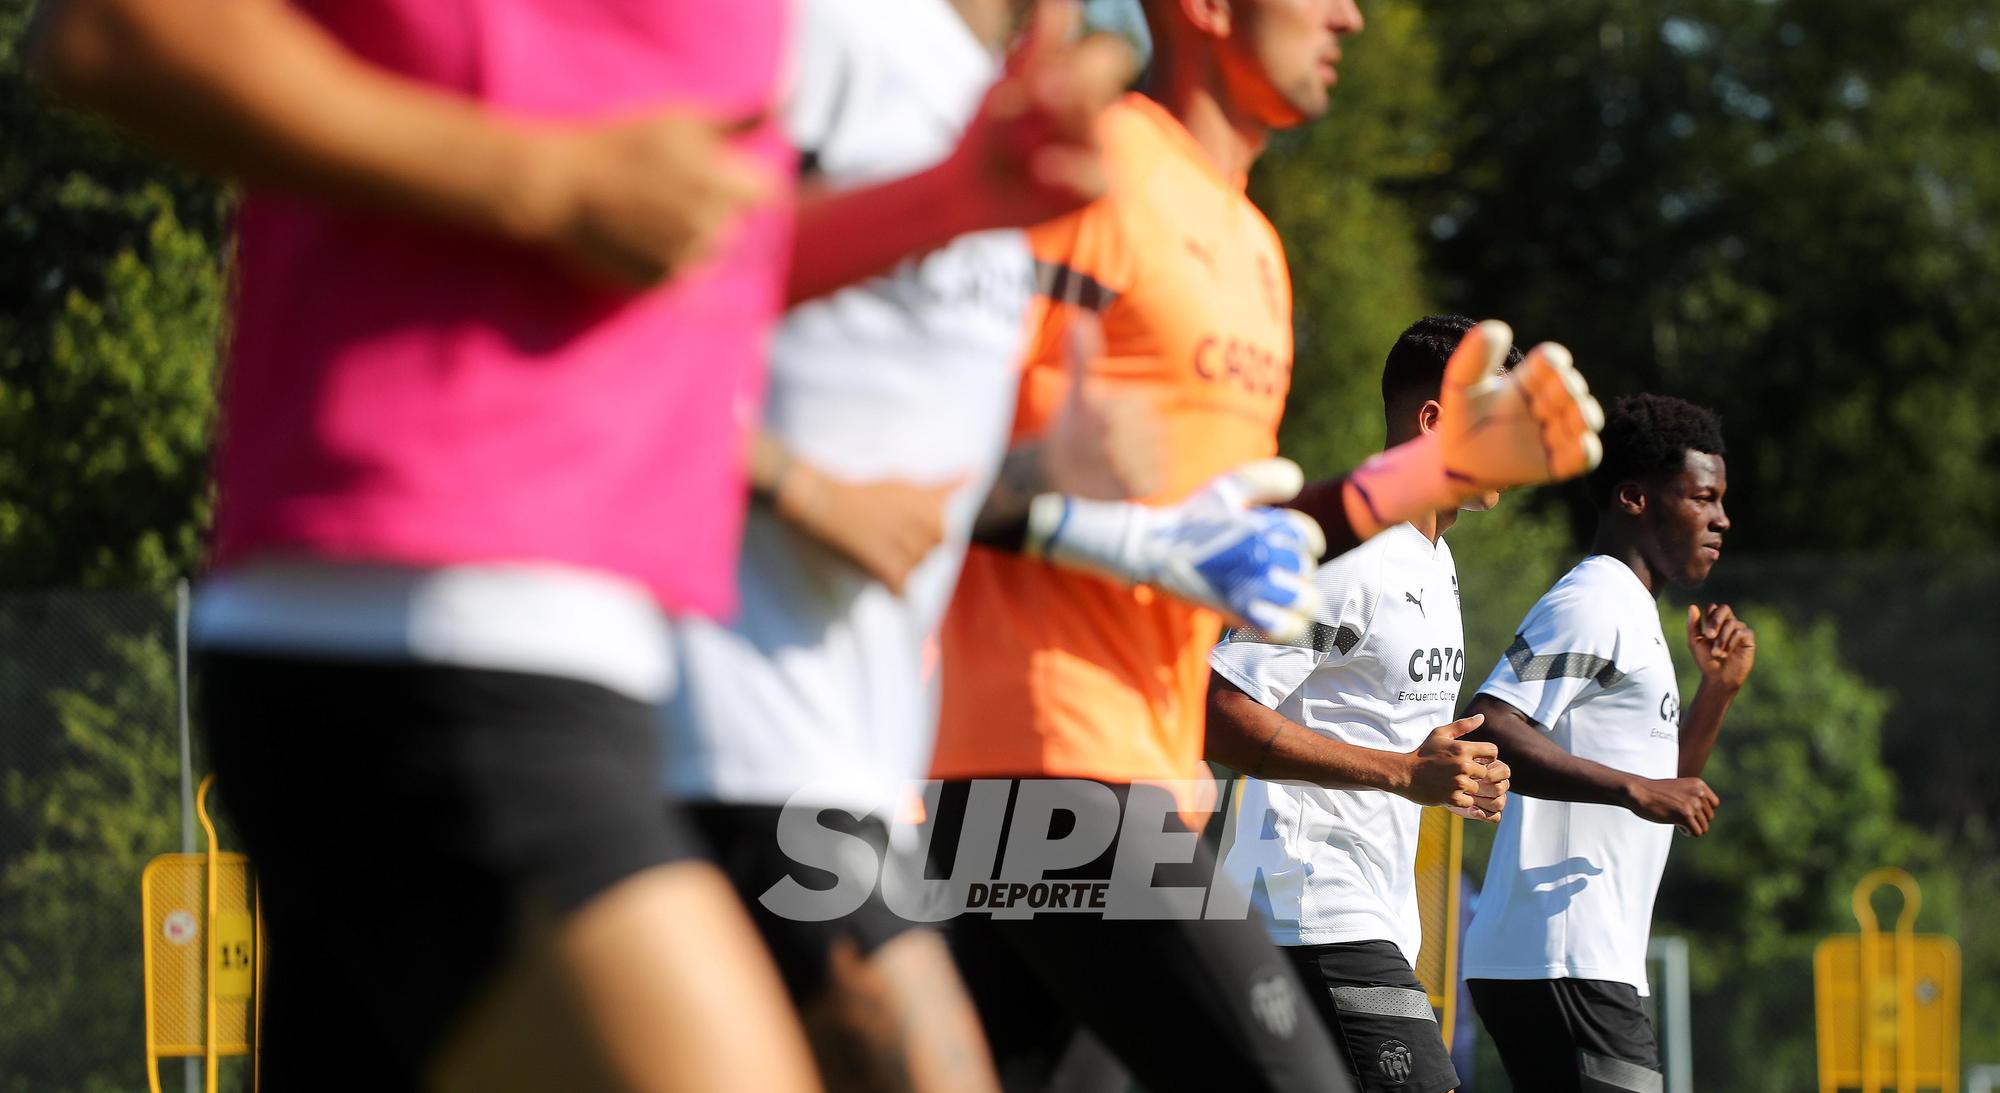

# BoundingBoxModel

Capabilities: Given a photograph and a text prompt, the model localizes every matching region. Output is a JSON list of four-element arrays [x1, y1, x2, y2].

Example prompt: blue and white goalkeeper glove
[[1024, 458, 1326, 642]]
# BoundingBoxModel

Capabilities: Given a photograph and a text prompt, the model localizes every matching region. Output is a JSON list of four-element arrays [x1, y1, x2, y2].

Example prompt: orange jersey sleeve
[[931, 95, 1294, 790]]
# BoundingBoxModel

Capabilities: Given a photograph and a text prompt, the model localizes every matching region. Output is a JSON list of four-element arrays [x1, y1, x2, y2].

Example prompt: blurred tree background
[[2, 0, 225, 1087], [1252, 0, 1999, 1086], [3, 0, 1996, 1088]]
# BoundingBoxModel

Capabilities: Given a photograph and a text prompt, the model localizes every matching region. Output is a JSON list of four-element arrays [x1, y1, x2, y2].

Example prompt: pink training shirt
[[214, 0, 793, 619]]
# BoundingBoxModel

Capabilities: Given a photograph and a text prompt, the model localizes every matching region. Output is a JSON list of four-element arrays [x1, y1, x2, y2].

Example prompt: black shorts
[[199, 651, 700, 1092], [1288, 940, 1458, 1093], [687, 802, 918, 1004], [1468, 977, 1663, 1093], [924, 778, 1356, 1093]]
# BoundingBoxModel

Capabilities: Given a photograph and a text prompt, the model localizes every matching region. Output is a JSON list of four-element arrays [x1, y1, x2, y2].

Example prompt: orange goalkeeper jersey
[[931, 93, 1293, 789]]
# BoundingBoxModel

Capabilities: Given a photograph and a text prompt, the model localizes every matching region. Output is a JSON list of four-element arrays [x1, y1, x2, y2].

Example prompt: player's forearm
[[1464, 696, 1639, 808], [1285, 476, 1368, 559], [1206, 686, 1408, 791], [1677, 678, 1737, 778], [787, 161, 986, 305], [32, 0, 552, 242], [968, 442, 1047, 552]]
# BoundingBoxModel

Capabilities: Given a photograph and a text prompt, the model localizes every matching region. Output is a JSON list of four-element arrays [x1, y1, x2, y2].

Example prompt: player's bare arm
[[748, 431, 956, 594], [970, 314, 1164, 553], [1290, 321, 1605, 555], [30, 0, 774, 286], [1678, 602, 1756, 777], [971, 314, 1164, 550], [1208, 676, 1509, 820], [1466, 693, 1719, 835], [787, 0, 1134, 304]]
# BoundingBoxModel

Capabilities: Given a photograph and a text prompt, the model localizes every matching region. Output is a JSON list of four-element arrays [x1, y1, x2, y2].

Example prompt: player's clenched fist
[[941, 0, 1136, 229], [1396, 714, 1511, 822], [1625, 775, 1720, 836], [1025, 458, 1326, 643], [512, 111, 776, 286]]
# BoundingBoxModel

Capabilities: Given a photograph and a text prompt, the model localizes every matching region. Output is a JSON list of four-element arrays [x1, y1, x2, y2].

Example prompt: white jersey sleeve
[[1476, 578, 1624, 730], [1209, 544, 1384, 709], [785, 0, 856, 158]]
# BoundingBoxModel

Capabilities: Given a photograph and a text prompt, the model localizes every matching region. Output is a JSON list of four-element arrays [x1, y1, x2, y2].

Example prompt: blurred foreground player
[[1462, 395, 1755, 1093], [29, 0, 817, 1088], [925, 1, 1603, 1090], [1208, 316, 1519, 1093], [665, 2, 1335, 1089], [665, 1, 1121, 1091]]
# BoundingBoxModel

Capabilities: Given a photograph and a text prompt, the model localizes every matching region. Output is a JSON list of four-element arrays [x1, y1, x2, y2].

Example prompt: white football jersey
[[661, 0, 1031, 815], [1462, 554, 1682, 994], [1213, 523, 1465, 964]]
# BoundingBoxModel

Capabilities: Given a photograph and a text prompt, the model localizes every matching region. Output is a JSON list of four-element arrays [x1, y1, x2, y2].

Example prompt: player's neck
[[1141, 53, 1269, 179], [1592, 528, 1661, 597]]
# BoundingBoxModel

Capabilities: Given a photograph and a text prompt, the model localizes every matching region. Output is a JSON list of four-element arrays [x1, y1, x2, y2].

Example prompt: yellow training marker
[[142, 776, 261, 1093], [1411, 809, 1463, 1045], [1814, 868, 1960, 1093]]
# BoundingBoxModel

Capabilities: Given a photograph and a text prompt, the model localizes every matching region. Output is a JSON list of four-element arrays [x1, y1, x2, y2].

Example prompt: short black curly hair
[[1381, 315, 1524, 410], [1588, 393, 1727, 510]]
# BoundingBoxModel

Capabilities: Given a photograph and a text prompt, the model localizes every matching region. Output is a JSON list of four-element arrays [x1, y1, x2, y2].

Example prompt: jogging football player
[[28, 0, 1121, 1087], [1208, 316, 1518, 1093], [1461, 394, 1755, 1093], [661, 3, 1155, 1091], [32, 0, 818, 1086], [924, 2, 1604, 1090]]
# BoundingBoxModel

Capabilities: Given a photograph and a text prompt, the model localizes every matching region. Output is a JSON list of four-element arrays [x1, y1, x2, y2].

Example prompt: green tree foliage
[[1413, 0, 2000, 554], [1252, 0, 1448, 480], [1, 2, 225, 588], [1398, 2, 2000, 1070], [0, 593, 182, 1093], [2, 12, 223, 1087], [1656, 609, 1953, 1091]]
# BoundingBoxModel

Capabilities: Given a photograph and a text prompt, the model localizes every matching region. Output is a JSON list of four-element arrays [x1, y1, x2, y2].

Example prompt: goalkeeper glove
[[1023, 458, 1325, 643], [1345, 320, 1604, 540]]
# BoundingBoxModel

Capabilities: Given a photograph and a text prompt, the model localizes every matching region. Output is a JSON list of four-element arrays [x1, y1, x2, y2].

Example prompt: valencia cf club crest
[[1248, 974, 1299, 1039], [1378, 1040, 1414, 1085]]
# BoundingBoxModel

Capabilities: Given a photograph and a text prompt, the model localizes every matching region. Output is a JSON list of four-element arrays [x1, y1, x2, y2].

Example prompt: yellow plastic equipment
[[1815, 867, 1960, 1093], [141, 775, 261, 1093], [1411, 809, 1463, 1045]]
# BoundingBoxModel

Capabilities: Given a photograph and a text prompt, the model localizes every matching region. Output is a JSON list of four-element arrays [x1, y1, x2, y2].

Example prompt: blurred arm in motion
[[29, 0, 773, 285], [749, 430, 957, 595], [787, 0, 1135, 304]]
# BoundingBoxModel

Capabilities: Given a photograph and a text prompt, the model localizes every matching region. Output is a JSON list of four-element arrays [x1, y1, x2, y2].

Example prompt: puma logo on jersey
[[1405, 591, 1425, 616]]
